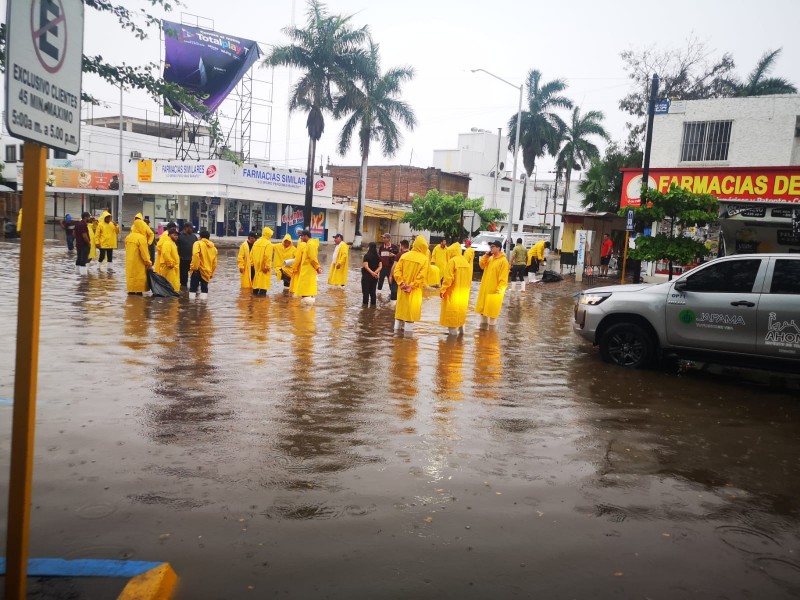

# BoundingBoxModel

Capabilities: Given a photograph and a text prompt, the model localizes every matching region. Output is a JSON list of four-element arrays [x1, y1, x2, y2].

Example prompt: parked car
[[573, 254, 800, 370]]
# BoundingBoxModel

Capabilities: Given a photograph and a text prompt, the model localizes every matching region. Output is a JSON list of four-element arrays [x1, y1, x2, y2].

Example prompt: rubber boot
[[488, 317, 497, 327], [457, 325, 465, 336], [394, 319, 404, 331], [448, 327, 458, 336], [480, 315, 489, 328], [199, 292, 208, 301], [301, 296, 316, 306], [404, 322, 414, 334]]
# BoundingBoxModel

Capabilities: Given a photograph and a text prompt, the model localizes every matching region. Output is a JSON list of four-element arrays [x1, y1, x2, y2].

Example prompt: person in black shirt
[[73, 212, 91, 275], [177, 222, 198, 289], [377, 233, 398, 291], [361, 242, 381, 307]]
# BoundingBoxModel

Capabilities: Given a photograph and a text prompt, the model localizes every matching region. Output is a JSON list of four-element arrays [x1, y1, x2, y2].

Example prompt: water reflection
[[389, 336, 418, 427]]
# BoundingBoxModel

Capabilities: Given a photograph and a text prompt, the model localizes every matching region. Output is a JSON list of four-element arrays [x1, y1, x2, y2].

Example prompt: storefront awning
[[353, 202, 408, 219]]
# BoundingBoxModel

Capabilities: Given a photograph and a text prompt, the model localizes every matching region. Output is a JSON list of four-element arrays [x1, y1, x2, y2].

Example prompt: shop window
[[5, 145, 17, 163], [770, 260, 800, 294], [683, 258, 761, 293], [680, 120, 732, 162]]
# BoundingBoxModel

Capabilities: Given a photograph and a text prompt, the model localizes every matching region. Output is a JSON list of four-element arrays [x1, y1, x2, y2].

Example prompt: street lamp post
[[471, 69, 523, 258]]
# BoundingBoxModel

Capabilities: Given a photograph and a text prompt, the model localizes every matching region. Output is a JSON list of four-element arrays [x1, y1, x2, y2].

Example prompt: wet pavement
[[1, 237, 800, 599]]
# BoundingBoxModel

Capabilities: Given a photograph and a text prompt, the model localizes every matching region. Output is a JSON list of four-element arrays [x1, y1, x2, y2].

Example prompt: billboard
[[621, 167, 800, 208], [138, 159, 223, 183], [17, 165, 119, 192], [278, 204, 326, 240], [162, 21, 261, 117]]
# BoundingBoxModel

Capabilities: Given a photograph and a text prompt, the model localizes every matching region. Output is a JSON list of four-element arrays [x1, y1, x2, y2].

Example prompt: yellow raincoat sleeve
[[479, 253, 491, 271], [190, 240, 201, 273], [16, 209, 22, 232], [308, 239, 321, 271], [237, 242, 249, 272]]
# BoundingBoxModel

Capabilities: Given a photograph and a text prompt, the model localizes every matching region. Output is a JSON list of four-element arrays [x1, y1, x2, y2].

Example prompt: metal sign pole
[[620, 231, 630, 284], [5, 142, 48, 600]]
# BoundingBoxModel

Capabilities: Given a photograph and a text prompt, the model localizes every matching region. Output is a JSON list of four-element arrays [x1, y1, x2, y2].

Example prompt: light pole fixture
[[471, 69, 523, 258]]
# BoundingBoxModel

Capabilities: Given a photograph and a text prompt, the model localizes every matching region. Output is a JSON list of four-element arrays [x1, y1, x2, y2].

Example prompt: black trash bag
[[148, 271, 180, 297], [541, 270, 563, 283]]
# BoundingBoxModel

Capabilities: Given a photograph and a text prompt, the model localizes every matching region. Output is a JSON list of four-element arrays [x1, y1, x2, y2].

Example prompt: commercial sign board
[[5, 0, 84, 152], [278, 204, 326, 240], [139, 159, 223, 183], [17, 164, 119, 192], [621, 167, 800, 208], [162, 21, 261, 117], [232, 165, 332, 198]]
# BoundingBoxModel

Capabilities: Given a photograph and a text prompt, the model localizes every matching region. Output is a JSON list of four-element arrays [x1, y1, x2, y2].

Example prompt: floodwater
[[1, 238, 800, 599]]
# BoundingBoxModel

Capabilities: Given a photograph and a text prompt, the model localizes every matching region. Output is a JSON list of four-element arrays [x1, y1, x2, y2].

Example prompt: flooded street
[[1, 238, 800, 599]]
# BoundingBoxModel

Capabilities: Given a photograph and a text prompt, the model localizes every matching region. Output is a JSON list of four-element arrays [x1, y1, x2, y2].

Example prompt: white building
[[1, 116, 350, 239], [621, 95, 800, 256]]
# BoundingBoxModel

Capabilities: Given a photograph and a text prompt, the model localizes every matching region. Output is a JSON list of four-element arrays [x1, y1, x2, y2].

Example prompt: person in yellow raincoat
[[527, 239, 547, 282], [431, 239, 448, 281], [251, 226, 274, 296], [475, 240, 509, 326], [273, 234, 296, 290], [16, 208, 22, 234], [153, 221, 176, 272], [294, 229, 322, 303], [189, 230, 218, 298], [134, 213, 156, 263], [393, 235, 429, 332], [425, 246, 441, 287], [237, 231, 257, 290], [463, 239, 475, 281], [124, 219, 153, 294], [327, 233, 349, 286], [87, 217, 98, 264], [156, 227, 181, 292], [290, 235, 307, 297], [439, 243, 471, 335], [95, 210, 120, 269]]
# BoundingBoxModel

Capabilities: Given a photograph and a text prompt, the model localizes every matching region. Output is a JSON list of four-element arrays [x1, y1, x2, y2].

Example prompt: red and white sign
[[621, 167, 800, 208], [314, 179, 326, 192]]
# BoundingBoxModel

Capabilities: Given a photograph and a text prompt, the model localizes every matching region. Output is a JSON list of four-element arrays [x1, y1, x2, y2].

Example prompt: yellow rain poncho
[[274, 234, 296, 284], [527, 240, 545, 266], [463, 246, 475, 280], [153, 230, 170, 272], [290, 239, 306, 296], [327, 240, 349, 285], [251, 227, 274, 291], [16, 208, 22, 233], [88, 222, 97, 260], [431, 242, 448, 277], [475, 252, 509, 319], [295, 238, 321, 297], [95, 211, 120, 249], [237, 239, 255, 289], [394, 236, 429, 323], [135, 213, 155, 247], [439, 243, 471, 328], [156, 235, 180, 292], [124, 220, 153, 293], [426, 262, 441, 287], [190, 237, 218, 283]]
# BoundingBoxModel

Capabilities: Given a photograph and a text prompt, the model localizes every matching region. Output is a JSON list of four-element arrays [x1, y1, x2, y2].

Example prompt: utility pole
[[632, 73, 659, 284], [492, 127, 501, 209]]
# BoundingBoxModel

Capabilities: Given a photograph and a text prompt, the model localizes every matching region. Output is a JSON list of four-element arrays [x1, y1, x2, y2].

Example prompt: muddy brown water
[[1, 239, 799, 599]]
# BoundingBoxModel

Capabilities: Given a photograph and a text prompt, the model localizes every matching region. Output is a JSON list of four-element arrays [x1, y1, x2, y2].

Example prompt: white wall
[[433, 131, 509, 175], [651, 95, 800, 168]]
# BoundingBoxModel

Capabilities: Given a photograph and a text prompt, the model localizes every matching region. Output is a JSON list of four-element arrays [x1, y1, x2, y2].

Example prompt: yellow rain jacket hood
[[394, 236, 430, 322], [274, 234, 297, 282], [440, 243, 471, 328], [134, 213, 155, 246]]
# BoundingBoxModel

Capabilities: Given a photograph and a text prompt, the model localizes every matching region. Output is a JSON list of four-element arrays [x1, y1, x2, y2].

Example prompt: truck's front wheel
[[599, 323, 655, 368]]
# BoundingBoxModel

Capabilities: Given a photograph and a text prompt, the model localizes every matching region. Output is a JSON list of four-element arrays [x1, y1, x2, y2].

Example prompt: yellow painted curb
[[117, 563, 178, 600]]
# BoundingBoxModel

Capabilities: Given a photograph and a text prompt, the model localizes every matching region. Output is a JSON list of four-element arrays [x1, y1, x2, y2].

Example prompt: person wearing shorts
[[600, 233, 613, 276]]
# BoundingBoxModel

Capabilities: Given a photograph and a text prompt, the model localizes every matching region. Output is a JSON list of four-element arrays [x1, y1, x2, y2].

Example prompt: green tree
[[626, 185, 719, 280], [263, 0, 370, 227], [508, 69, 572, 220], [579, 143, 643, 213], [1, 2, 211, 116], [727, 48, 797, 97], [333, 38, 416, 248], [400, 190, 505, 242], [557, 107, 609, 215]]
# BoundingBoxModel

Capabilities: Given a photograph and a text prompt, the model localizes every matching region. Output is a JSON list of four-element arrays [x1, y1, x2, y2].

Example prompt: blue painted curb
[[0, 558, 163, 577]]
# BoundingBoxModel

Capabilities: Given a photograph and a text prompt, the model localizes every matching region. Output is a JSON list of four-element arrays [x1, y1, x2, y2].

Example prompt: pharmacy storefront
[[621, 167, 800, 256], [128, 159, 346, 239]]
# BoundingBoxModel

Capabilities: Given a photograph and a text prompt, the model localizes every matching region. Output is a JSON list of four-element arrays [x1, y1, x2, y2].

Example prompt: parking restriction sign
[[4, 0, 84, 153]]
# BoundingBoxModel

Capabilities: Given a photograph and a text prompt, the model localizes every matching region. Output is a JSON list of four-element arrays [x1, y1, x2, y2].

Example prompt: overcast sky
[[28, 0, 800, 178]]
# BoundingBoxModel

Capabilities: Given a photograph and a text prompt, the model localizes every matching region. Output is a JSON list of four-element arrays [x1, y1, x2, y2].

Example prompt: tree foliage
[[579, 144, 643, 213], [727, 48, 797, 97], [508, 69, 572, 177], [401, 191, 505, 242], [619, 36, 735, 150], [626, 184, 719, 279]]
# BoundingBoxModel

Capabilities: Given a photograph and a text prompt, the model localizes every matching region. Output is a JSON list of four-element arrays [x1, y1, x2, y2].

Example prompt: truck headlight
[[580, 292, 611, 306]]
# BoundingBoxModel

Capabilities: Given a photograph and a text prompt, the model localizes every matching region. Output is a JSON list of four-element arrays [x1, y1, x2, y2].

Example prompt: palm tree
[[731, 49, 797, 97], [507, 69, 572, 221], [557, 107, 609, 215], [334, 39, 417, 248], [263, 0, 370, 226]]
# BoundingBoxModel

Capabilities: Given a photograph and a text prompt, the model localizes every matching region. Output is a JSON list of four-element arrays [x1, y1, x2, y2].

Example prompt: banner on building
[[162, 21, 261, 117], [278, 204, 326, 240], [621, 167, 800, 208], [139, 160, 222, 183], [17, 165, 119, 192]]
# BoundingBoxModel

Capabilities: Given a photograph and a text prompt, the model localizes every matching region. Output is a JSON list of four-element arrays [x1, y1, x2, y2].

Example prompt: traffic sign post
[[4, 2, 84, 598], [621, 209, 635, 284]]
